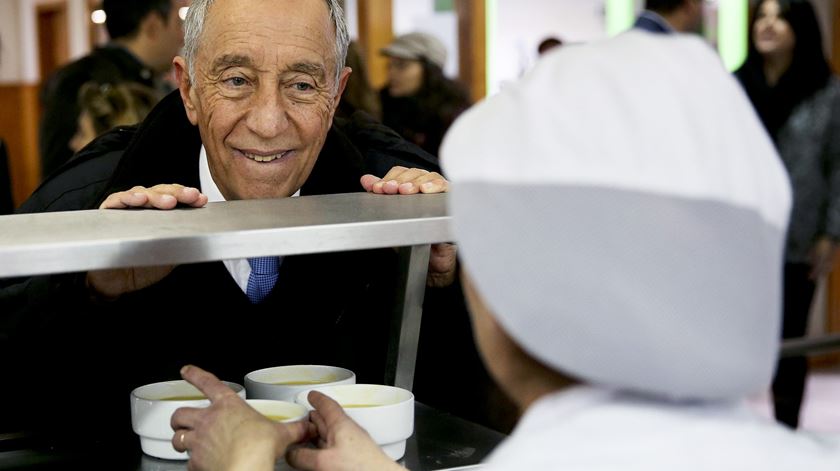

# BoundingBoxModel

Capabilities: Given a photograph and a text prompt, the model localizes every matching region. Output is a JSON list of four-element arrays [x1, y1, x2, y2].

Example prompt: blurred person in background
[[736, 0, 840, 429], [69, 81, 161, 153], [39, 0, 187, 179], [380, 32, 471, 158], [335, 41, 381, 120], [381, 33, 512, 431], [636, 0, 703, 34]]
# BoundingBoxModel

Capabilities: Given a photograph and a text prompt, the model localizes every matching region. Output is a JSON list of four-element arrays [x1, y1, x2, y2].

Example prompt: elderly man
[[2, 0, 454, 451], [169, 25, 840, 471]]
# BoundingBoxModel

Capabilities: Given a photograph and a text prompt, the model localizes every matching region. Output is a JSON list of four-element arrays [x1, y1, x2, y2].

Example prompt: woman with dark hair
[[380, 32, 471, 158], [736, 0, 840, 429]]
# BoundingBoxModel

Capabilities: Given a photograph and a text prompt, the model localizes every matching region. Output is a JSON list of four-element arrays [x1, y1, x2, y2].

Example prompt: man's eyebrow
[[211, 54, 254, 72], [287, 62, 326, 80]]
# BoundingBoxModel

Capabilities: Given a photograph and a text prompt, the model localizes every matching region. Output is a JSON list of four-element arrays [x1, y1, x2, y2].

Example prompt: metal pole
[[384, 244, 431, 391], [780, 334, 840, 358]]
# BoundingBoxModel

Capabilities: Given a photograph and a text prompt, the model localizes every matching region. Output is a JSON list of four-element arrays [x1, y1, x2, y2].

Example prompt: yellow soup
[[159, 395, 206, 401], [265, 415, 291, 422], [272, 379, 336, 386]]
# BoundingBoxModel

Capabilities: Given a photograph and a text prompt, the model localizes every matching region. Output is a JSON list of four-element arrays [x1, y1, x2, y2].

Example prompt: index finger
[[307, 390, 350, 427], [180, 365, 236, 402]]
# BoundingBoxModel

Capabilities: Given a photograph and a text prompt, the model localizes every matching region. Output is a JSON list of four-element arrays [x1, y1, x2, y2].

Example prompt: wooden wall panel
[[357, 0, 393, 90], [456, 0, 486, 103], [832, 1, 840, 72], [0, 84, 42, 208]]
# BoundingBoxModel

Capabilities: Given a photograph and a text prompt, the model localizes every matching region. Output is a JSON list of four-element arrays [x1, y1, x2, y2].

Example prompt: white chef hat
[[442, 31, 792, 401]]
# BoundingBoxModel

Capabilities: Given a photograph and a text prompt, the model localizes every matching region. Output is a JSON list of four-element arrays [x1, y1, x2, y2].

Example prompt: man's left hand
[[171, 365, 310, 471], [427, 243, 457, 288], [361, 166, 448, 195]]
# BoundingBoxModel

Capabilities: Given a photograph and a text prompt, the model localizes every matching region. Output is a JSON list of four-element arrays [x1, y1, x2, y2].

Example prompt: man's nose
[[246, 87, 290, 139]]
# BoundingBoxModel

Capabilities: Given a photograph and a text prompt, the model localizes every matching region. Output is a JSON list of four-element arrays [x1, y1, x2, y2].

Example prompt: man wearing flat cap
[[378, 32, 470, 158]]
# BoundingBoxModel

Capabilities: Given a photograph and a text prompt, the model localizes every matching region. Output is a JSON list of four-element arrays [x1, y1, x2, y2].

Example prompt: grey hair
[[182, 0, 350, 88]]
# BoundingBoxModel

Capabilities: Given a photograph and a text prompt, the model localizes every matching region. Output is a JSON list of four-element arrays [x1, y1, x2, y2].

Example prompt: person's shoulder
[[333, 112, 439, 173], [18, 126, 137, 213]]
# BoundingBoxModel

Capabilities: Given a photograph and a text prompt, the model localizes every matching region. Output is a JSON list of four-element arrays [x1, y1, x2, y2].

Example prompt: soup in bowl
[[295, 384, 414, 460], [130, 379, 246, 460], [245, 365, 355, 401]]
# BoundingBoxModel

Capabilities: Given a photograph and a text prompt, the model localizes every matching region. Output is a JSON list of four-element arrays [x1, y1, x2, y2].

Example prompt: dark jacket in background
[[38, 45, 160, 179], [737, 73, 840, 262], [380, 81, 470, 158]]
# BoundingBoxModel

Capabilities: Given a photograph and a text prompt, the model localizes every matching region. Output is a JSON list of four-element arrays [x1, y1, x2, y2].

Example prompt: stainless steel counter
[[0, 193, 452, 393], [0, 193, 451, 277]]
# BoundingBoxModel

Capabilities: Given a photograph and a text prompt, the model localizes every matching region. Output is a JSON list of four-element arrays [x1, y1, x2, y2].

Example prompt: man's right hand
[[98, 184, 208, 209], [88, 184, 208, 298]]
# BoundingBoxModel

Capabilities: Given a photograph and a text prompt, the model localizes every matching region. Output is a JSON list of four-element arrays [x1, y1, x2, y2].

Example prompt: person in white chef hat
[[170, 28, 840, 471]]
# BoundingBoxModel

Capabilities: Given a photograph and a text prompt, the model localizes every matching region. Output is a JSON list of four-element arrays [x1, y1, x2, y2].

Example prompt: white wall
[[392, 0, 459, 78], [343, 0, 359, 41], [490, 0, 623, 94], [0, 0, 23, 83]]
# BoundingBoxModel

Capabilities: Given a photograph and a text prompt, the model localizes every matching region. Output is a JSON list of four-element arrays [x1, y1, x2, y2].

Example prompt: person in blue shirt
[[636, 0, 703, 34]]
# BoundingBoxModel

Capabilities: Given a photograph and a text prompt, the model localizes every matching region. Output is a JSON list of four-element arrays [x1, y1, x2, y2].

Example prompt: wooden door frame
[[456, 0, 487, 103]]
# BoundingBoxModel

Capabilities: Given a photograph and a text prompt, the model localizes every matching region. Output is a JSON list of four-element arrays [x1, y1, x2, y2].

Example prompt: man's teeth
[[244, 151, 285, 162]]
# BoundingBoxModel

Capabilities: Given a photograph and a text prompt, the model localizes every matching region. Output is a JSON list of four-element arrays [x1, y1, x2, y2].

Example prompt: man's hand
[[99, 184, 208, 209], [361, 166, 448, 195], [171, 365, 310, 471], [286, 391, 402, 471], [428, 243, 457, 288], [88, 185, 208, 298], [810, 236, 838, 280]]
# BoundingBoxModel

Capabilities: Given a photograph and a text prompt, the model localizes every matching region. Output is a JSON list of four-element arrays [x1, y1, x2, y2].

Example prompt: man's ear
[[332, 66, 352, 111], [174, 56, 199, 125]]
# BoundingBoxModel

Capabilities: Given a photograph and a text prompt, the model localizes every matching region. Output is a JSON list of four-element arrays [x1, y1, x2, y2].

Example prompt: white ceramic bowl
[[245, 365, 355, 402], [130, 380, 246, 460], [296, 384, 414, 460], [246, 399, 308, 423]]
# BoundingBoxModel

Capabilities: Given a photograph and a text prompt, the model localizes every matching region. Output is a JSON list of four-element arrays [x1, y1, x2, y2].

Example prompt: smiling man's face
[[175, 0, 350, 200]]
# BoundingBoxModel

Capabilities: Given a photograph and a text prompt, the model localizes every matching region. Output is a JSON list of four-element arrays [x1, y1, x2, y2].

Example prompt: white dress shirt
[[198, 146, 298, 294], [483, 386, 840, 470]]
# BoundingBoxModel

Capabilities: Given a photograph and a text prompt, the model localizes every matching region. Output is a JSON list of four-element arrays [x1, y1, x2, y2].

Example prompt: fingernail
[[180, 365, 190, 376], [162, 195, 176, 203], [133, 193, 145, 199], [401, 183, 414, 191], [387, 180, 399, 186], [422, 182, 434, 191]]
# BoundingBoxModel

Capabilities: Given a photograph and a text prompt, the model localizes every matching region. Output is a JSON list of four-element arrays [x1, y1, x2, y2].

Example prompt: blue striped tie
[[246, 257, 279, 304]]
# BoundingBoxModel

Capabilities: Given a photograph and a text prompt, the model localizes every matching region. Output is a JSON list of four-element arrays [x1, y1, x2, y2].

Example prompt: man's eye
[[224, 77, 248, 87], [293, 82, 314, 92]]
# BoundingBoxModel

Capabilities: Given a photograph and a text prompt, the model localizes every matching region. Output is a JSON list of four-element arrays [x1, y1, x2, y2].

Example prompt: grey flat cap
[[381, 32, 447, 69]]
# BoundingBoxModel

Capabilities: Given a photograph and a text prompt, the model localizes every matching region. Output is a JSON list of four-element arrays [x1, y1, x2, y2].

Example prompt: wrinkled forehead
[[199, 0, 337, 75]]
